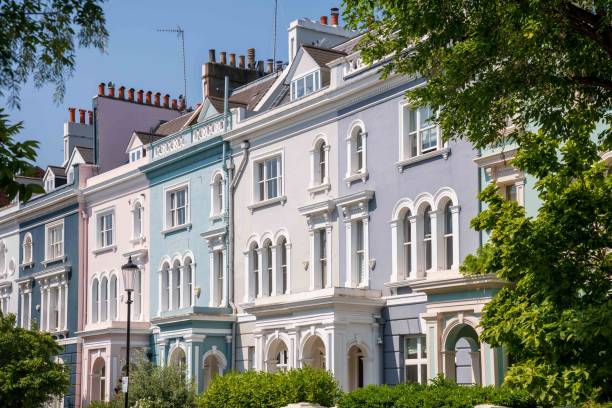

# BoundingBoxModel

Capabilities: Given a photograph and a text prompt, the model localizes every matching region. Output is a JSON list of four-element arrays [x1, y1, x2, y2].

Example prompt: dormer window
[[44, 177, 54, 193], [291, 70, 321, 101], [129, 148, 144, 163]]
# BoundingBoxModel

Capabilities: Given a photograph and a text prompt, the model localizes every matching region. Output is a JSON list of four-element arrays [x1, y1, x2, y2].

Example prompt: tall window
[[46, 222, 64, 260], [212, 173, 224, 216], [172, 260, 181, 309], [319, 230, 327, 288], [110, 275, 117, 320], [347, 125, 367, 179], [92, 279, 99, 322], [291, 70, 321, 100], [423, 206, 432, 271], [403, 211, 412, 277], [355, 220, 366, 285], [251, 244, 259, 298], [98, 213, 114, 248], [184, 258, 193, 307], [404, 105, 439, 159], [405, 336, 427, 384], [22, 234, 32, 264], [133, 269, 142, 319], [443, 202, 454, 269], [20, 291, 31, 328], [214, 251, 224, 306], [161, 262, 170, 311], [167, 187, 188, 228], [277, 348, 289, 371], [133, 202, 143, 239], [263, 240, 273, 297], [504, 184, 517, 202], [279, 238, 288, 294], [100, 277, 108, 321], [49, 287, 60, 331], [256, 157, 282, 201]]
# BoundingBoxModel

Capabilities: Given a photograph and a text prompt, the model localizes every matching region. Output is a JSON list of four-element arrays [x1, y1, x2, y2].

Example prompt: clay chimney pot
[[108, 83, 115, 97], [330, 7, 339, 26], [247, 48, 255, 68], [154, 92, 161, 106], [267, 59, 274, 73], [137, 90, 144, 104], [220, 51, 227, 64], [118, 86, 125, 99], [239, 55, 245, 68], [163, 94, 170, 108], [97, 83, 105, 96], [320, 15, 328, 25], [88, 110, 93, 125], [145, 91, 152, 105], [78, 109, 86, 124], [128, 88, 135, 101], [172, 98, 178, 109], [229, 53, 236, 67], [68, 107, 76, 123]]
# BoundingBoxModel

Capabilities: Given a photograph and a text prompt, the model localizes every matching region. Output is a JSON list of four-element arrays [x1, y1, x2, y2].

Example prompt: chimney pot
[[276, 60, 283, 71], [330, 7, 339, 26], [97, 83, 105, 96], [209, 49, 216, 62], [108, 83, 115, 97], [68, 107, 76, 123], [229, 53, 236, 67], [172, 98, 178, 109], [154, 92, 161, 106], [320, 15, 328, 25], [267, 59, 274, 73], [247, 48, 255, 68], [137, 90, 144, 104], [118, 86, 125, 99], [88, 110, 93, 125], [145, 91, 152, 105], [128, 88, 135, 101], [78, 109, 86, 124], [220, 51, 227, 64], [163, 94, 170, 108], [257, 60, 264, 73], [238, 55, 245, 68]]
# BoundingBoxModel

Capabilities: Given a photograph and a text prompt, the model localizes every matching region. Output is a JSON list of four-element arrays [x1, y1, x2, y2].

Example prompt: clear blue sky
[[6, 0, 344, 168]]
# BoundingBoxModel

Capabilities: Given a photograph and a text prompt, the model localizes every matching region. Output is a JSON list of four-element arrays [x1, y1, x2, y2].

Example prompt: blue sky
[[6, 0, 343, 168]]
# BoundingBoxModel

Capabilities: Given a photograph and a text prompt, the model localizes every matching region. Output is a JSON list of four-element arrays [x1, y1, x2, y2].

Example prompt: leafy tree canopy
[[0, 313, 70, 407], [0, 0, 107, 203], [343, 0, 611, 405]]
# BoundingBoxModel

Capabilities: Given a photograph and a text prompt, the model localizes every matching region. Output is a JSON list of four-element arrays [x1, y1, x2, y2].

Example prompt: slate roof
[[332, 33, 364, 54], [154, 111, 194, 136], [48, 166, 67, 178], [133, 131, 164, 145], [229, 73, 280, 110], [302, 45, 347, 67], [74, 146, 94, 164]]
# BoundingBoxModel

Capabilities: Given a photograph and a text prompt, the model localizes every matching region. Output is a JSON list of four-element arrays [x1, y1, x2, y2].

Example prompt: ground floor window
[[404, 335, 427, 384]]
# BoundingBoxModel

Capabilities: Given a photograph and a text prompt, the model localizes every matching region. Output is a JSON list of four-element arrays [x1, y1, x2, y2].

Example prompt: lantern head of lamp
[[121, 256, 138, 292]]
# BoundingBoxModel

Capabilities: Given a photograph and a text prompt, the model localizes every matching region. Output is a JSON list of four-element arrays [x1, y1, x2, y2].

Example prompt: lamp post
[[121, 256, 138, 408]]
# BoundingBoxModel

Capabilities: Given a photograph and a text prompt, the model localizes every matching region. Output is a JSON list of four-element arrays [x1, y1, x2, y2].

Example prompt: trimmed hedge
[[337, 377, 539, 408], [196, 366, 341, 408]]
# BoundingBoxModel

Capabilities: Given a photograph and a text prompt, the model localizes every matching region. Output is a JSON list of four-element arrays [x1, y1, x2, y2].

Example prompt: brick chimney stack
[[247, 48, 255, 69]]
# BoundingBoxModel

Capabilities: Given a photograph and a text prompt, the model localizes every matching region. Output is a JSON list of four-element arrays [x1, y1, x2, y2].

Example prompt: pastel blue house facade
[[142, 103, 232, 392], [17, 187, 83, 408]]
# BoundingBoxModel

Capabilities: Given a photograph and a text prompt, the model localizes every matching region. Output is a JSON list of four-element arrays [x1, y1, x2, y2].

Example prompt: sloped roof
[[47, 166, 66, 178], [208, 96, 247, 113], [154, 111, 194, 136], [332, 33, 365, 54], [133, 131, 164, 145], [302, 45, 347, 67], [229, 73, 280, 111], [74, 146, 94, 164]]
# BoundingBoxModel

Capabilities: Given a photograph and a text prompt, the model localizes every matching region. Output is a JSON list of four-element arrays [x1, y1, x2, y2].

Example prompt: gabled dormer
[[126, 132, 163, 163], [65, 146, 93, 184], [43, 166, 67, 193], [288, 45, 346, 102]]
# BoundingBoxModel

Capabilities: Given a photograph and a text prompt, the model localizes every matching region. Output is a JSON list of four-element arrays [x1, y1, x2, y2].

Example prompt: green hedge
[[337, 377, 539, 408], [196, 366, 341, 408]]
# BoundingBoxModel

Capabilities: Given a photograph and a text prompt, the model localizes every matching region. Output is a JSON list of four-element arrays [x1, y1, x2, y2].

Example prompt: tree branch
[[560, 2, 612, 59], [571, 75, 612, 92]]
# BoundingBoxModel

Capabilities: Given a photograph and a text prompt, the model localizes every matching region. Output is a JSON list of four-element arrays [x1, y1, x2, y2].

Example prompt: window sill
[[41, 256, 66, 268], [161, 223, 192, 236], [20, 262, 34, 269], [247, 195, 287, 213], [343, 171, 369, 185], [92, 244, 117, 255], [396, 147, 450, 172], [307, 183, 331, 196], [209, 213, 225, 222], [129, 236, 146, 245]]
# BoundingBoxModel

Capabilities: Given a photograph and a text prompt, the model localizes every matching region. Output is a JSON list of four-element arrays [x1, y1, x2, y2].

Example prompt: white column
[[257, 249, 263, 298], [344, 221, 353, 287], [208, 251, 215, 307], [45, 287, 51, 331], [471, 351, 482, 385], [285, 243, 292, 294], [429, 211, 438, 273], [442, 350, 456, 382], [186, 343, 193, 381], [409, 215, 418, 279], [390, 220, 399, 282], [254, 333, 264, 371], [308, 149, 315, 187], [362, 217, 370, 287], [308, 230, 316, 290], [516, 178, 526, 207], [158, 340, 167, 366], [325, 225, 333, 288], [243, 251, 250, 302], [270, 246, 278, 295], [222, 249, 228, 307], [450, 205, 461, 270], [157, 269, 162, 315], [58, 285, 64, 331]]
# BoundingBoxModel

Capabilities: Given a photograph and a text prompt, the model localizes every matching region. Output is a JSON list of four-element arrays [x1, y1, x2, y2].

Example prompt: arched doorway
[[169, 347, 186, 368], [203, 352, 224, 390], [302, 335, 326, 369], [347, 345, 365, 391], [91, 357, 106, 402], [444, 324, 481, 385], [266, 339, 289, 373]]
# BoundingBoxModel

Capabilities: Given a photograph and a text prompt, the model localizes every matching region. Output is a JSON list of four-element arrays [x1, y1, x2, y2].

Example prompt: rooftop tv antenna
[[157, 25, 187, 104], [272, 0, 278, 72]]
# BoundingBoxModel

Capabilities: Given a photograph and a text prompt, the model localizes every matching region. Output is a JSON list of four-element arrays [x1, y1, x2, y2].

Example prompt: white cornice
[[408, 274, 507, 294]]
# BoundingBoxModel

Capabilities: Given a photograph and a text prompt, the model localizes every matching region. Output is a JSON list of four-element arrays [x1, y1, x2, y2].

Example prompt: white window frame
[[277, 236, 290, 295], [250, 149, 286, 209], [22, 233, 33, 266], [210, 171, 225, 219], [182, 256, 194, 308], [19, 284, 32, 329], [404, 335, 427, 384], [344, 121, 368, 184], [96, 210, 115, 249], [163, 181, 190, 231], [45, 220, 64, 262], [399, 103, 443, 160], [132, 200, 144, 240], [308, 136, 331, 195], [290, 69, 321, 101]]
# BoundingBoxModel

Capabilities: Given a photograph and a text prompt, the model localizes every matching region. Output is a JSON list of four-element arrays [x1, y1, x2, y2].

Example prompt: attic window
[[291, 70, 321, 101], [129, 148, 143, 163]]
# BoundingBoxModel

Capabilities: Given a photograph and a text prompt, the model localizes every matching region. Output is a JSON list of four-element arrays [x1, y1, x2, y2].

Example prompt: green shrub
[[196, 366, 341, 408], [337, 377, 538, 408]]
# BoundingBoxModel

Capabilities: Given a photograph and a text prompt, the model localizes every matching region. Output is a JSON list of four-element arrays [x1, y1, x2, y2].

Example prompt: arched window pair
[[160, 256, 193, 312], [91, 274, 118, 323], [247, 235, 289, 300]]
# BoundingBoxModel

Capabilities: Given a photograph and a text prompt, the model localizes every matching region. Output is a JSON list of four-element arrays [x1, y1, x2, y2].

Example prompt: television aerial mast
[[157, 25, 187, 104]]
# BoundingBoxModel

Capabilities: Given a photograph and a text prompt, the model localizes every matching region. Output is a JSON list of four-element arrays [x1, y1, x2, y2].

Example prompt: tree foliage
[[343, 0, 611, 405], [0, 0, 107, 203], [0, 312, 70, 407]]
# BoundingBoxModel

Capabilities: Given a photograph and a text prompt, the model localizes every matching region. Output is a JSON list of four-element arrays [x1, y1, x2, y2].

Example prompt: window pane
[[505, 184, 517, 202], [420, 364, 428, 384], [305, 73, 314, 95], [405, 365, 418, 383], [421, 336, 427, 358], [419, 106, 433, 128], [297, 78, 305, 98], [409, 109, 417, 133], [409, 133, 417, 157], [405, 337, 418, 359]]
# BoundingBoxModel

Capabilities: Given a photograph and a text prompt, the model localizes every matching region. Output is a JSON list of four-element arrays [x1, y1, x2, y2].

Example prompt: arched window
[[314, 140, 328, 185], [161, 262, 170, 312], [211, 173, 224, 217], [183, 257, 193, 308], [172, 260, 181, 309], [214, 251, 224, 307], [100, 277, 108, 321], [443, 201, 454, 269], [110, 275, 117, 320], [263, 240, 273, 297], [278, 237, 288, 294], [22, 234, 33, 265], [169, 347, 186, 367], [423, 205, 433, 271], [402, 211, 412, 277], [250, 243, 259, 299], [346, 122, 367, 182], [133, 269, 142, 319], [92, 278, 99, 322], [133, 201, 143, 239]]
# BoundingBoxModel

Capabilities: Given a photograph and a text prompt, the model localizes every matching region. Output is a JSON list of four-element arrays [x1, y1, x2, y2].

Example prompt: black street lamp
[[121, 256, 138, 408]]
